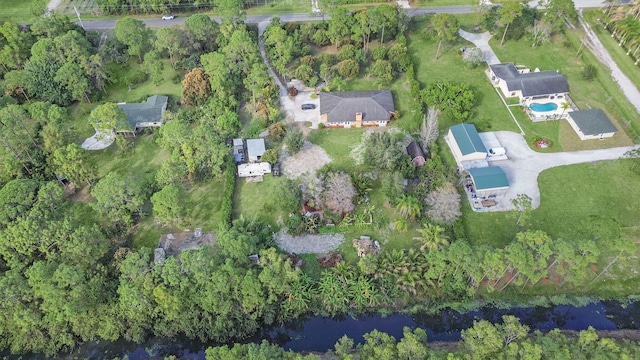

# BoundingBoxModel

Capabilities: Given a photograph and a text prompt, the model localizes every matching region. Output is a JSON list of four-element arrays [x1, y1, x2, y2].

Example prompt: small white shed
[[246, 139, 266, 162]]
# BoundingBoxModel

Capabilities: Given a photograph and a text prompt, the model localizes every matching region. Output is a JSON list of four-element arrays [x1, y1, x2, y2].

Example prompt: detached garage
[[468, 166, 509, 197], [566, 109, 617, 140], [448, 124, 487, 163]]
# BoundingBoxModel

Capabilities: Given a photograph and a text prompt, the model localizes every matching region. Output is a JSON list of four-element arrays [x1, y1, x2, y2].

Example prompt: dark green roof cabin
[[468, 166, 509, 190], [448, 123, 487, 162]]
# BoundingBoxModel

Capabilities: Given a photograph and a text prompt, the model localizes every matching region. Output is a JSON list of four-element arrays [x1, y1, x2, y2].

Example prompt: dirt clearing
[[281, 140, 332, 179]]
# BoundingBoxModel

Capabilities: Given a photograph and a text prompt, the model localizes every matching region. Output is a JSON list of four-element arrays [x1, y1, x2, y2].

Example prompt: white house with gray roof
[[488, 63, 569, 102], [319, 91, 396, 128], [117, 95, 168, 135]]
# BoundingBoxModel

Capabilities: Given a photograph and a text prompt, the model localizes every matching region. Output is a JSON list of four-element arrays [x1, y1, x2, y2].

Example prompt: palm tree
[[393, 217, 409, 233], [560, 101, 571, 119], [413, 223, 450, 252], [395, 194, 422, 221]]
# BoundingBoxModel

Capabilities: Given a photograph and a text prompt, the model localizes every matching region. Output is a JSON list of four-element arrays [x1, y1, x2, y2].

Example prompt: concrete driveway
[[289, 92, 320, 128], [458, 29, 501, 65], [485, 131, 640, 211]]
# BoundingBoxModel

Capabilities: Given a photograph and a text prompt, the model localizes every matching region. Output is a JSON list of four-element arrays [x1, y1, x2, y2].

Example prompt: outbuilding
[[406, 141, 427, 167], [448, 123, 487, 163], [468, 166, 509, 197], [246, 139, 266, 163], [566, 109, 618, 140]]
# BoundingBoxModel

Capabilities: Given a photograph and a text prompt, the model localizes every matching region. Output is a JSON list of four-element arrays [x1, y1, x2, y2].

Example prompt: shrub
[[300, 55, 315, 67], [261, 148, 279, 164], [317, 53, 336, 66], [125, 70, 147, 86], [269, 122, 287, 141], [582, 64, 597, 81], [218, 157, 236, 230], [337, 44, 357, 61], [285, 127, 304, 154], [372, 46, 387, 61], [338, 59, 360, 79]]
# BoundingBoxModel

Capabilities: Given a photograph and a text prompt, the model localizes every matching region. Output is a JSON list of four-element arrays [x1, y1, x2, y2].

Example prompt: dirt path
[[578, 12, 640, 115], [47, 0, 64, 13]]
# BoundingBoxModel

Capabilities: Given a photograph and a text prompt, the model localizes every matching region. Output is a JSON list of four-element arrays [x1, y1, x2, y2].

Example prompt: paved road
[[82, 6, 476, 30], [77, 0, 612, 30]]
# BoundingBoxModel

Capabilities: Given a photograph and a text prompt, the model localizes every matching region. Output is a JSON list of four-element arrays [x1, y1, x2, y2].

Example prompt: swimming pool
[[530, 102, 558, 112]]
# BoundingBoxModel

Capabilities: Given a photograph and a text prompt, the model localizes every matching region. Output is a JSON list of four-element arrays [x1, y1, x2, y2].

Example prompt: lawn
[[104, 58, 184, 103], [408, 17, 522, 135], [533, 159, 640, 241], [307, 127, 366, 172], [463, 159, 640, 247], [233, 174, 292, 227], [0, 0, 35, 23]]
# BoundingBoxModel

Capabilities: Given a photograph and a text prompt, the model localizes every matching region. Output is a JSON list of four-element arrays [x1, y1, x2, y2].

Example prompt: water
[[530, 102, 559, 112], [49, 300, 640, 359]]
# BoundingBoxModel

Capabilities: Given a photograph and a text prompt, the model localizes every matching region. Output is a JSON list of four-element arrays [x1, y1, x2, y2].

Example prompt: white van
[[488, 147, 506, 157]]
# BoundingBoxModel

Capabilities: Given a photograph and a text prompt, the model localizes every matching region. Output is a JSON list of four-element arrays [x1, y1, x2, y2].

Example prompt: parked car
[[301, 104, 316, 110], [162, 14, 175, 20]]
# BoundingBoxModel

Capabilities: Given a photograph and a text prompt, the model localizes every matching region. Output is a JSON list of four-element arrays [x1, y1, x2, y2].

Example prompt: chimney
[[355, 112, 363, 122]]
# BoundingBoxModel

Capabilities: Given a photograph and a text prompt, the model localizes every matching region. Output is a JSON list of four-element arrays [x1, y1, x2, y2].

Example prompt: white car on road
[[162, 15, 175, 20]]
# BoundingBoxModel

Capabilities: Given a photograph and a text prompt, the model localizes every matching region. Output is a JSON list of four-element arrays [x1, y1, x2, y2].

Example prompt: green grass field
[[0, 0, 35, 23], [233, 175, 291, 226]]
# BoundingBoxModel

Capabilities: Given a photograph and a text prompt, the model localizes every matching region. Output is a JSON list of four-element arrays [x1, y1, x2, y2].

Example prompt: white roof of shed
[[246, 139, 266, 159]]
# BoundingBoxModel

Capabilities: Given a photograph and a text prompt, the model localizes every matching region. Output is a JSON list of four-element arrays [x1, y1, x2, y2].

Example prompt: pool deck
[[525, 98, 575, 122]]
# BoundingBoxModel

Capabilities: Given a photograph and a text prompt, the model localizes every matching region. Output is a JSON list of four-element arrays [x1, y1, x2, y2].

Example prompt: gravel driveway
[[486, 131, 640, 211], [275, 231, 345, 254]]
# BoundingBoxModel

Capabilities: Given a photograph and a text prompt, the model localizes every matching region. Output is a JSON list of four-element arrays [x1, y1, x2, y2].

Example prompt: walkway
[[481, 131, 640, 211], [458, 29, 500, 65], [578, 12, 640, 116], [81, 131, 115, 150]]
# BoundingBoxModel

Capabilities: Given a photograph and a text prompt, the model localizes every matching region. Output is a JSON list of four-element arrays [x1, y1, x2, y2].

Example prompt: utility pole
[[74, 6, 85, 30]]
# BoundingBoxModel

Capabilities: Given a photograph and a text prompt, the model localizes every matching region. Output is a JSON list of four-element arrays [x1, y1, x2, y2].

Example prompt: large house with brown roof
[[319, 91, 396, 128]]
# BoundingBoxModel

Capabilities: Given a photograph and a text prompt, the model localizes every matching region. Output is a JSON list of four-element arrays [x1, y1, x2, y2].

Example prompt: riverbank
[[49, 299, 640, 359]]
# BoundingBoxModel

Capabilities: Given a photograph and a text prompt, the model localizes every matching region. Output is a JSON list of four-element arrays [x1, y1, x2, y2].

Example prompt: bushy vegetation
[[2, 1, 640, 356]]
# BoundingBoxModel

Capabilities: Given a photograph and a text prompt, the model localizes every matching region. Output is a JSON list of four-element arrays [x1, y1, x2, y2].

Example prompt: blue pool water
[[530, 102, 558, 112]]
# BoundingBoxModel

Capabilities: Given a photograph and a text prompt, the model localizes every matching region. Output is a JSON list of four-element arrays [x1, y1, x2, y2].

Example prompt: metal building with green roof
[[468, 166, 509, 197], [448, 123, 487, 162]]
